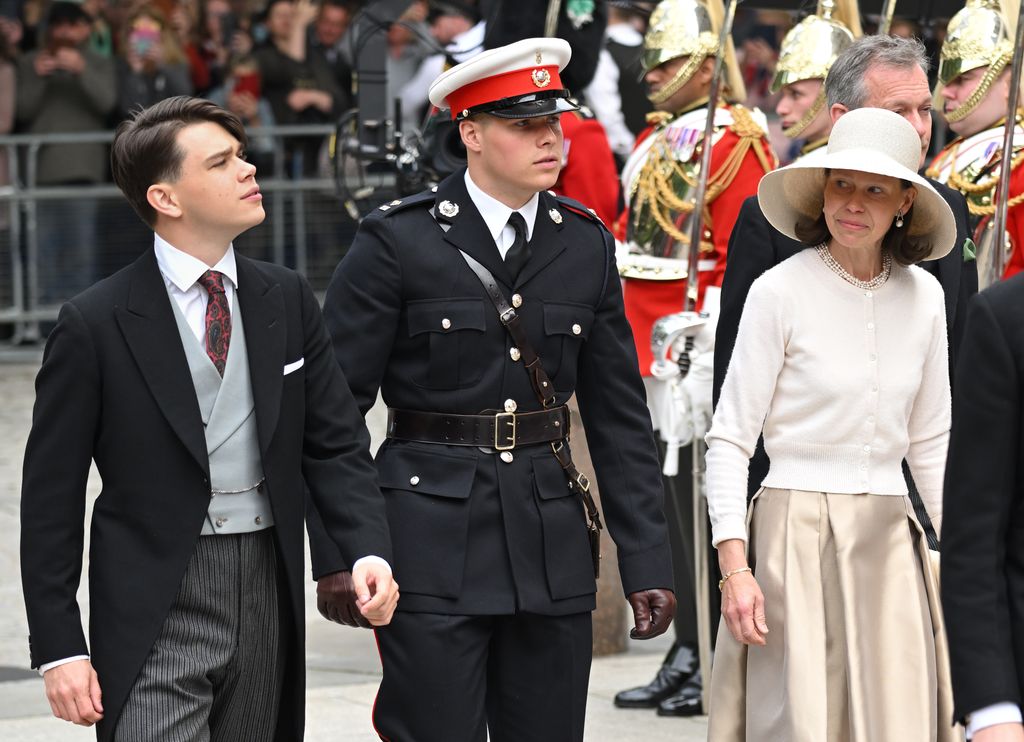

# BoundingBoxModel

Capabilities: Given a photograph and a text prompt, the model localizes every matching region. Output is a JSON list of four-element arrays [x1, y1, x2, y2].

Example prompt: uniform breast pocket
[[542, 301, 595, 389], [407, 298, 487, 390]]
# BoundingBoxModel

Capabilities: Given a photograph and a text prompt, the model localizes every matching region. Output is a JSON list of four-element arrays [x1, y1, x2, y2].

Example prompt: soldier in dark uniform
[[317, 37, 676, 742]]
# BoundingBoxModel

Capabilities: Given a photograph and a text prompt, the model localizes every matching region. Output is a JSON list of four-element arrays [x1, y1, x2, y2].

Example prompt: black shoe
[[613, 643, 698, 709], [656, 670, 704, 716]]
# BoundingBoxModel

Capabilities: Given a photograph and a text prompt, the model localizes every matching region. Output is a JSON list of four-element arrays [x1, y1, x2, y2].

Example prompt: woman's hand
[[721, 571, 769, 645], [717, 538, 769, 645]]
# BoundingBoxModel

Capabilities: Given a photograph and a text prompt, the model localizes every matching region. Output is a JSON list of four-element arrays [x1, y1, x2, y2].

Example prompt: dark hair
[[111, 96, 248, 228], [47, 1, 91, 27], [794, 173, 932, 265]]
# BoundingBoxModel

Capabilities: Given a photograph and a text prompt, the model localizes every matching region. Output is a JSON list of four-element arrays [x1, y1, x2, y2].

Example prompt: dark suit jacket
[[20, 249, 391, 742], [314, 169, 673, 617], [942, 274, 1024, 723], [712, 182, 977, 501]]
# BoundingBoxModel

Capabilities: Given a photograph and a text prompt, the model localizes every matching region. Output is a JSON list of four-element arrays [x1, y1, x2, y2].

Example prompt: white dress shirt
[[967, 702, 1023, 737], [463, 170, 538, 256]]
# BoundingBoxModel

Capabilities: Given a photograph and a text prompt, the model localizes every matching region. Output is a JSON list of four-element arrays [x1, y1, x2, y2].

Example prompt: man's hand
[[33, 52, 58, 77], [43, 659, 103, 726], [53, 47, 85, 75], [974, 723, 1024, 742], [351, 563, 400, 626], [317, 570, 372, 628], [627, 589, 676, 639]]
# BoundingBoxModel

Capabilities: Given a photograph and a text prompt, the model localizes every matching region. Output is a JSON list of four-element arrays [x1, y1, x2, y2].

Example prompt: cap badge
[[438, 200, 459, 218], [535, 52, 542, 64], [532, 69, 551, 88], [549, 208, 563, 224]]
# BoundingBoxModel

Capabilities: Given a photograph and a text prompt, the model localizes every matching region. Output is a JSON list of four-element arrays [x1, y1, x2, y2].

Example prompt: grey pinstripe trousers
[[114, 530, 285, 742]]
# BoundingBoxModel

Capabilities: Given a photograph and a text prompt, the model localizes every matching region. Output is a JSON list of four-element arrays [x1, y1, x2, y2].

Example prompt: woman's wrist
[[717, 538, 749, 574]]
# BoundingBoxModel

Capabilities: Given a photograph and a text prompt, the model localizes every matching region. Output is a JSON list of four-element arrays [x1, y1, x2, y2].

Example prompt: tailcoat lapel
[[235, 255, 286, 455], [434, 172, 516, 288], [515, 191, 567, 287], [115, 249, 209, 475]]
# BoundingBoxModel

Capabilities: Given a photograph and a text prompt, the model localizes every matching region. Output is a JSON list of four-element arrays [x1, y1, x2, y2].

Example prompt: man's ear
[[460, 118, 484, 154], [147, 183, 183, 220], [829, 103, 849, 125]]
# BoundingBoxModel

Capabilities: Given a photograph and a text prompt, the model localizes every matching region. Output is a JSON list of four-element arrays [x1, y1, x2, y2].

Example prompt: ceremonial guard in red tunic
[[927, 0, 1024, 287], [611, 0, 775, 716]]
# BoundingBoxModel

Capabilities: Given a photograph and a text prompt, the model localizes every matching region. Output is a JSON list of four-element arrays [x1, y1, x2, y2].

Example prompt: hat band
[[446, 65, 563, 120]]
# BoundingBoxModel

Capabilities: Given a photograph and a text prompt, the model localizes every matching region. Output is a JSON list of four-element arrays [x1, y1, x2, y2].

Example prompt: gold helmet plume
[[642, 0, 746, 107], [770, 0, 861, 94], [939, 0, 1017, 123]]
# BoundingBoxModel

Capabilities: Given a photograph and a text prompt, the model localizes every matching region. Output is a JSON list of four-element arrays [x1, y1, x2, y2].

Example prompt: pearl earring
[[895, 210, 904, 228]]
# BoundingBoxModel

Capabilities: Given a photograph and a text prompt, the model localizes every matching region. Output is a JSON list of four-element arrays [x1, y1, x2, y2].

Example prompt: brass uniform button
[[512, 294, 523, 308], [571, 323, 582, 335], [510, 347, 521, 361], [500, 451, 514, 463], [410, 476, 420, 486], [441, 318, 452, 330]]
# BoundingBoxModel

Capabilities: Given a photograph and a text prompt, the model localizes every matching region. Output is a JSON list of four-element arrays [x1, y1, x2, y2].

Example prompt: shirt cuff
[[38, 655, 90, 676], [967, 702, 1023, 736], [351, 555, 391, 574]]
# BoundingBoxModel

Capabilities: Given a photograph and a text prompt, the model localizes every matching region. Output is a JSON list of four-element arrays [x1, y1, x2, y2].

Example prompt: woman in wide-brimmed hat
[[704, 107, 961, 741]]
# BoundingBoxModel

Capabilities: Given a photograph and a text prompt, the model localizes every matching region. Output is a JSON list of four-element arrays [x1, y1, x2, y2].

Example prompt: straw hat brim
[[757, 148, 957, 261]]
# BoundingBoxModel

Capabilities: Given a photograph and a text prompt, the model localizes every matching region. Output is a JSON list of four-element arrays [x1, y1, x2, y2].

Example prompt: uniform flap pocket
[[407, 298, 487, 336], [543, 302, 594, 338], [377, 445, 477, 499], [532, 452, 574, 500]]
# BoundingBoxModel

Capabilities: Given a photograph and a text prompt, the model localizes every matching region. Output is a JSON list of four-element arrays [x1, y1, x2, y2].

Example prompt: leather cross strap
[[456, 248, 604, 577], [458, 249, 556, 408], [387, 406, 570, 450]]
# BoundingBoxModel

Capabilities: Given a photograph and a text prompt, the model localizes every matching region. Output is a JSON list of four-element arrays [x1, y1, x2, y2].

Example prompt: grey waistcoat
[[168, 291, 275, 535]]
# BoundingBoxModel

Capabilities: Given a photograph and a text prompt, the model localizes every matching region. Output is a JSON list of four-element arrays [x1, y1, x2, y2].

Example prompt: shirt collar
[[463, 170, 539, 244], [153, 233, 239, 293]]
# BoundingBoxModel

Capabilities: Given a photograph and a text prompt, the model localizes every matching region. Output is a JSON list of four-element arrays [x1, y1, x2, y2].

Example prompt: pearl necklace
[[815, 244, 892, 290]]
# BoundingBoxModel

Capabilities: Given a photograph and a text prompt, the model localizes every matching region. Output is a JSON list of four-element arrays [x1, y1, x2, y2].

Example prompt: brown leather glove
[[316, 570, 372, 628], [627, 588, 676, 639]]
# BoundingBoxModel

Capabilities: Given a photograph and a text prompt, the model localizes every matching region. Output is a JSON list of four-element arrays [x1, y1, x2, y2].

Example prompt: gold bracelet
[[718, 566, 752, 591]]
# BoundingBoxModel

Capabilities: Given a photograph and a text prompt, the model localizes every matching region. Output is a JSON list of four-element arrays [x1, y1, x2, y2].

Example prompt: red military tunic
[[553, 109, 621, 228]]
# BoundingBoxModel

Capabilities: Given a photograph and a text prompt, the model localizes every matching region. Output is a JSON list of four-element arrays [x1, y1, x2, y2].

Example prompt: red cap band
[[445, 65, 563, 119]]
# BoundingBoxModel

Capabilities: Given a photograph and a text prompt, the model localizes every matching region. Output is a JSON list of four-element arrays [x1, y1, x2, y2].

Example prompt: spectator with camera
[[254, 0, 344, 175], [116, 6, 193, 120], [15, 0, 116, 305]]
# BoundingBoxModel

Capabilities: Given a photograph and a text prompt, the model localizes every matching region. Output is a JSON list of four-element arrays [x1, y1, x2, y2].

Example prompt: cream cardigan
[[706, 248, 951, 546]]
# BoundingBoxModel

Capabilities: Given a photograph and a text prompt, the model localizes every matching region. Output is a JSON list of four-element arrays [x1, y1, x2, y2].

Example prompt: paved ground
[[0, 357, 708, 740]]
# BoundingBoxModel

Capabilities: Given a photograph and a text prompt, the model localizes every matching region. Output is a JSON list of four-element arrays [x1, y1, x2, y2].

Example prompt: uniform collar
[[154, 233, 238, 292], [463, 169, 539, 243]]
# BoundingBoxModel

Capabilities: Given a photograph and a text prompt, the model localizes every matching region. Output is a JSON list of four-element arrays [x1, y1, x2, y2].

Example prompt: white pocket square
[[283, 358, 305, 375]]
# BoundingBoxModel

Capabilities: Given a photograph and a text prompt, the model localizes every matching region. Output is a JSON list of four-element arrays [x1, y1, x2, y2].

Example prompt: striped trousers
[[114, 530, 285, 742]]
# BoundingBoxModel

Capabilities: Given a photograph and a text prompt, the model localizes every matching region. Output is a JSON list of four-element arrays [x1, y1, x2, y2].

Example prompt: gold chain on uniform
[[633, 105, 776, 247], [926, 111, 1024, 216]]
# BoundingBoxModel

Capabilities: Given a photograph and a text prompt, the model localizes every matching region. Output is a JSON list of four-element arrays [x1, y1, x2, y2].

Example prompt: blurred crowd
[[0, 0, 844, 184]]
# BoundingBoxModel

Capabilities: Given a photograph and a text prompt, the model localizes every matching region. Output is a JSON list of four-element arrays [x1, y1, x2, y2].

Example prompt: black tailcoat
[[20, 249, 391, 741], [314, 169, 673, 616], [942, 274, 1024, 723], [712, 183, 976, 500]]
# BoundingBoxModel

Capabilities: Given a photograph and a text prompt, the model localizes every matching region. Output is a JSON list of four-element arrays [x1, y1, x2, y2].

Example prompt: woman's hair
[[793, 170, 934, 265], [121, 6, 187, 65]]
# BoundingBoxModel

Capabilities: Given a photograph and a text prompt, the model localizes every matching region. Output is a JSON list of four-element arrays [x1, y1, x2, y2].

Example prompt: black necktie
[[504, 212, 531, 279]]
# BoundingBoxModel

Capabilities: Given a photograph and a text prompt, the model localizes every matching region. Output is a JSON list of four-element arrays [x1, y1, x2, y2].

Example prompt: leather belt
[[386, 406, 570, 450]]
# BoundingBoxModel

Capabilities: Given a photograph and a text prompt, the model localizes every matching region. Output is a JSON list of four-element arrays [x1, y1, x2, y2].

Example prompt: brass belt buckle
[[494, 411, 517, 450]]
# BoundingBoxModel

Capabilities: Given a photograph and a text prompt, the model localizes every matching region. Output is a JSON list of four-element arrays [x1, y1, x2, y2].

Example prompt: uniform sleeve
[[574, 228, 674, 596], [323, 215, 403, 416], [942, 288, 1023, 722], [298, 272, 392, 569], [713, 196, 775, 409], [705, 275, 787, 545], [20, 302, 99, 667], [905, 285, 951, 537]]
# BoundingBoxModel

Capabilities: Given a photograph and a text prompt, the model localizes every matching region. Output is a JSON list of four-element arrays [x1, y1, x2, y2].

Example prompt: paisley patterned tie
[[197, 270, 231, 375]]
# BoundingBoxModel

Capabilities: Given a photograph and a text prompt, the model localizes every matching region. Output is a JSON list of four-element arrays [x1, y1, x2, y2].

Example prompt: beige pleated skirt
[[707, 488, 962, 742]]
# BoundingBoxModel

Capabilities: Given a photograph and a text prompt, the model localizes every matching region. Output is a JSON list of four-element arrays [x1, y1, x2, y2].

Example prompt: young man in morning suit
[[20, 96, 398, 742], [943, 276, 1024, 741], [317, 38, 676, 741]]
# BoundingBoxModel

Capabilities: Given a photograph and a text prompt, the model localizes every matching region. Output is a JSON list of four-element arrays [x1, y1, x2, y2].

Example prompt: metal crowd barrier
[[0, 124, 395, 343]]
